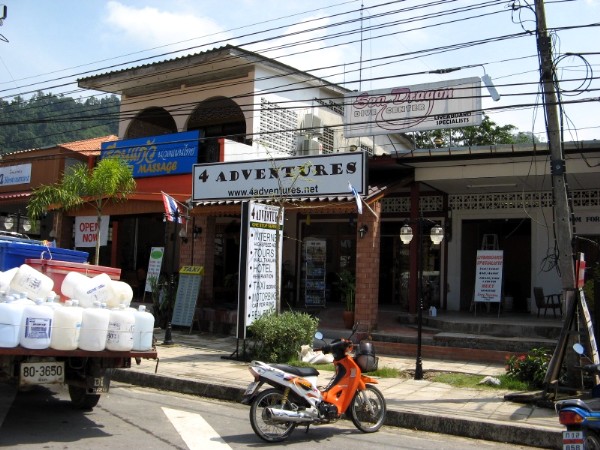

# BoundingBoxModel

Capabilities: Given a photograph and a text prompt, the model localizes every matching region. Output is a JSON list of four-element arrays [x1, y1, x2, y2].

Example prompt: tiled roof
[[1, 135, 118, 158], [58, 135, 118, 155]]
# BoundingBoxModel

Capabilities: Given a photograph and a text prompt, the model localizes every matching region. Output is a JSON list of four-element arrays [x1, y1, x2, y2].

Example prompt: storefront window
[[212, 220, 241, 303], [299, 220, 356, 308]]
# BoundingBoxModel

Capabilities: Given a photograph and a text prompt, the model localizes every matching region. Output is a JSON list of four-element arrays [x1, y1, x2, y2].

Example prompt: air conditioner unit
[[298, 138, 322, 155], [301, 114, 323, 136]]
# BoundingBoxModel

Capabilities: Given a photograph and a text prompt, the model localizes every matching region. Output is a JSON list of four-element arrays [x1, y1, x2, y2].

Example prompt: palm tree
[[27, 157, 136, 265]]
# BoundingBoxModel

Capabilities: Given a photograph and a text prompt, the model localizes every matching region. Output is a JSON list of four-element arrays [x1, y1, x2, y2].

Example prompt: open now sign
[[74, 216, 109, 248]]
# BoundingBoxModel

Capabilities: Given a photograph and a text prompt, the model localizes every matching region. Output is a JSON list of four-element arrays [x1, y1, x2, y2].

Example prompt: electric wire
[[0, 1, 596, 152]]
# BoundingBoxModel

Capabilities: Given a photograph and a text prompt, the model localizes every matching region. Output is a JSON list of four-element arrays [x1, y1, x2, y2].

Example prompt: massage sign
[[343, 77, 483, 137]]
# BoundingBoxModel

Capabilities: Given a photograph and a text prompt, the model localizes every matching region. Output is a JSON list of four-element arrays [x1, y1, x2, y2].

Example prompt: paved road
[[0, 382, 539, 449]]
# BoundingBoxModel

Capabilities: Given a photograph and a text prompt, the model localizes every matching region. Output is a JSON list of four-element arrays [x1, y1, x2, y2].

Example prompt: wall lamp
[[358, 224, 369, 238], [193, 226, 202, 239], [179, 227, 188, 244], [400, 223, 444, 245]]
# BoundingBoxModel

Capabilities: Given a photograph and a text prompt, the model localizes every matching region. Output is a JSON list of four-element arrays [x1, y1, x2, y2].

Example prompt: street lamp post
[[400, 219, 444, 380]]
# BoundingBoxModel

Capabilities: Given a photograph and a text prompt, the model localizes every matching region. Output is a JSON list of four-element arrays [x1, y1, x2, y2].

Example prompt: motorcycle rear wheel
[[586, 433, 600, 450], [249, 388, 296, 442], [349, 385, 386, 432]]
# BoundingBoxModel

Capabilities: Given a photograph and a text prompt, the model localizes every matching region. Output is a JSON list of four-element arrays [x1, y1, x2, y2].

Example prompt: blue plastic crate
[[0, 240, 89, 271]]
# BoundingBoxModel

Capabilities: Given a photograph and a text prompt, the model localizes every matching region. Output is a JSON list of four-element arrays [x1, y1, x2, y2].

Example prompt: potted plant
[[337, 270, 356, 329]]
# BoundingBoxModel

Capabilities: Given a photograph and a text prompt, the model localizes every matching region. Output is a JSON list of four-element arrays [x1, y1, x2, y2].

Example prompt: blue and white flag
[[162, 192, 186, 224], [348, 182, 363, 215]]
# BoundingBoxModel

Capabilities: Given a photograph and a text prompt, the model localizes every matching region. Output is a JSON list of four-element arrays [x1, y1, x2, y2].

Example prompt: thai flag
[[162, 192, 185, 224], [348, 182, 363, 215]]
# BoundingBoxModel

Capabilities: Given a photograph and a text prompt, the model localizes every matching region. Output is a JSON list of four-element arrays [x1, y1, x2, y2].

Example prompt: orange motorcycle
[[241, 328, 386, 442]]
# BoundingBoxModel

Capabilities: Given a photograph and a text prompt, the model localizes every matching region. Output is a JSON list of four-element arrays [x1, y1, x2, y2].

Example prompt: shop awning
[[189, 182, 395, 216], [0, 191, 31, 201]]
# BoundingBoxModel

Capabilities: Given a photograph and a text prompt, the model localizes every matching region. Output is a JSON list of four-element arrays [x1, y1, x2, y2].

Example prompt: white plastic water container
[[106, 304, 135, 351], [78, 301, 110, 351], [73, 273, 116, 309], [50, 300, 83, 351], [0, 267, 18, 292], [10, 264, 54, 301], [13, 292, 34, 306], [0, 296, 24, 347], [61, 271, 90, 299], [132, 305, 155, 351], [44, 294, 63, 310], [20, 299, 53, 349], [111, 281, 134, 308]]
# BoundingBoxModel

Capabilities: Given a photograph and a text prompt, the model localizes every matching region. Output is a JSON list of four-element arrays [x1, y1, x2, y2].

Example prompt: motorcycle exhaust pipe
[[265, 407, 314, 423]]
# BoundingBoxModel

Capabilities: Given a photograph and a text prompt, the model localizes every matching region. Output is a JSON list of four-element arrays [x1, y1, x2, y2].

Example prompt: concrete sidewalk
[[112, 330, 563, 449]]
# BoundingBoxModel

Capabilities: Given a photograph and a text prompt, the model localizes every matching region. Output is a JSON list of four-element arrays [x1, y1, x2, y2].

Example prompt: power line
[[0, 1, 596, 148]]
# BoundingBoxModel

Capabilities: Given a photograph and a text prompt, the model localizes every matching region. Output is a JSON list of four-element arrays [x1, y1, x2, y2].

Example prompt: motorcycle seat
[[272, 364, 320, 377], [557, 397, 600, 412]]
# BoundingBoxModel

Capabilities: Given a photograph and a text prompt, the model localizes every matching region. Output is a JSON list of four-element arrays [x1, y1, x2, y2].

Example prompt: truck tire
[[68, 385, 100, 410]]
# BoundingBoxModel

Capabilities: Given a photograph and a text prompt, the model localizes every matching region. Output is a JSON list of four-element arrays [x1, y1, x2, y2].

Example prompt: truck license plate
[[88, 376, 110, 394], [20, 362, 65, 386], [563, 430, 584, 450]]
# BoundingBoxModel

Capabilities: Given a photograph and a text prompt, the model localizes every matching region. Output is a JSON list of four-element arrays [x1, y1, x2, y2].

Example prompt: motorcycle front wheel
[[349, 385, 386, 432], [249, 388, 296, 442]]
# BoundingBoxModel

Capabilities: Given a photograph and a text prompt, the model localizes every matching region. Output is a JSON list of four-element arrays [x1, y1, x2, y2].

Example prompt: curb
[[111, 369, 562, 448]]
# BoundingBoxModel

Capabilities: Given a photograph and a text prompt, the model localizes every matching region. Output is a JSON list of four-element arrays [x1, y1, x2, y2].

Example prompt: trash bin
[[0, 240, 88, 271]]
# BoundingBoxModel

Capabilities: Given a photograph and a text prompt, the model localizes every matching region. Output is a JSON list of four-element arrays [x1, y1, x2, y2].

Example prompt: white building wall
[[446, 202, 598, 315], [118, 73, 256, 138]]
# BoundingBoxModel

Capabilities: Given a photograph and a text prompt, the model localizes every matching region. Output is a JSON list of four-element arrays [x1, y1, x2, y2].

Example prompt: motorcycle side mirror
[[573, 343, 585, 355], [314, 331, 323, 340]]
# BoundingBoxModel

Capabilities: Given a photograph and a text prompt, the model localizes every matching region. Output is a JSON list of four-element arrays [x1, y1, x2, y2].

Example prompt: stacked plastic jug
[[0, 264, 153, 351], [0, 294, 24, 347]]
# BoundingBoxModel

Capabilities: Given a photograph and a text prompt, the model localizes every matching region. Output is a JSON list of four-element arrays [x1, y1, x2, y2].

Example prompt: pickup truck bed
[[0, 346, 158, 409]]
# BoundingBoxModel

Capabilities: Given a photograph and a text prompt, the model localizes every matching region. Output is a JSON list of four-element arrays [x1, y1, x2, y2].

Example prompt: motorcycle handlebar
[[582, 364, 600, 374]]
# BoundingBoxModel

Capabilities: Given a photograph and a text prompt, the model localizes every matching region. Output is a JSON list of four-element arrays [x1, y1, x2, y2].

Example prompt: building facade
[[73, 45, 600, 331]]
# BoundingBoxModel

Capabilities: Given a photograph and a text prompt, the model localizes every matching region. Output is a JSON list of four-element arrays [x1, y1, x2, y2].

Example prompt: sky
[[0, 0, 598, 143]]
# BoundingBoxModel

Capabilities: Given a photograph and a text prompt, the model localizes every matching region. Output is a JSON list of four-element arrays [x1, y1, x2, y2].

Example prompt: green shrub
[[505, 347, 551, 389], [247, 310, 319, 363]]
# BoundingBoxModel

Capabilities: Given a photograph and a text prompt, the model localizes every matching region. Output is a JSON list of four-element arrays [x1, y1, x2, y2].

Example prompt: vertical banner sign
[[474, 250, 504, 303], [171, 266, 204, 328], [237, 201, 284, 339], [145, 247, 165, 292]]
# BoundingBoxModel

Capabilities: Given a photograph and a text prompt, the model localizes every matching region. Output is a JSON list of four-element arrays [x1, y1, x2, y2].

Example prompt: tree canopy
[[27, 157, 136, 264], [0, 91, 120, 153], [413, 114, 539, 148]]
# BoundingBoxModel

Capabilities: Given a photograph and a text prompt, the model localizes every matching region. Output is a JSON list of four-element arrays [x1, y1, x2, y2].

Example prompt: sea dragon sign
[[343, 77, 482, 137]]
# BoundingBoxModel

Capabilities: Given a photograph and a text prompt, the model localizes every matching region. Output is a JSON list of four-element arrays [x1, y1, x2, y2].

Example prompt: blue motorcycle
[[556, 344, 600, 449]]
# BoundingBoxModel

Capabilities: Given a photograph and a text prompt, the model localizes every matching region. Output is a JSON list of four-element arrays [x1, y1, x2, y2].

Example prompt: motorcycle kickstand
[[303, 424, 311, 433]]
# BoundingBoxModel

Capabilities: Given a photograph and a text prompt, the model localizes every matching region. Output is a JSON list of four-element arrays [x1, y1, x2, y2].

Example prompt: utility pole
[[534, 0, 593, 389]]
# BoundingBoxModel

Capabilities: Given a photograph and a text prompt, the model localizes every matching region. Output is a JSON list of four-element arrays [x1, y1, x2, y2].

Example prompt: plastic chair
[[533, 287, 562, 318]]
